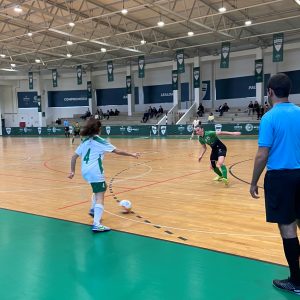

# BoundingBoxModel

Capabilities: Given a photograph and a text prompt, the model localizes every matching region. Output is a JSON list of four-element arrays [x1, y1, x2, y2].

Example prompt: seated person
[[141, 110, 150, 123], [247, 101, 254, 115], [103, 110, 110, 120], [197, 104, 204, 117], [114, 108, 120, 116], [55, 118, 61, 125], [109, 109, 115, 116], [219, 103, 229, 116], [207, 112, 214, 123], [156, 106, 164, 118]]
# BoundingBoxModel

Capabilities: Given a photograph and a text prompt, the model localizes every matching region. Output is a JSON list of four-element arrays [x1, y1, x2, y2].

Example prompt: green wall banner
[[52, 69, 58, 87], [77, 65, 82, 85], [126, 76, 132, 94], [273, 33, 284, 62], [107, 61, 114, 82], [172, 70, 178, 90], [2, 123, 259, 137], [138, 56, 145, 78], [220, 42, 230, 68], [254, 59, 264, 83], [176, 49, 185, 73], [193, 67, 200, 88], [29, 72, 33, 90]]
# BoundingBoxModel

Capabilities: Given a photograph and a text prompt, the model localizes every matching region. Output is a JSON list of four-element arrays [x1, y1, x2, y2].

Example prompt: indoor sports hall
[[1, 1, 300, 299]]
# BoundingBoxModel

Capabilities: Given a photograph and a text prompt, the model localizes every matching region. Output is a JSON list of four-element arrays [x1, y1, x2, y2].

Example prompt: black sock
[[283, 237, 300, 285]]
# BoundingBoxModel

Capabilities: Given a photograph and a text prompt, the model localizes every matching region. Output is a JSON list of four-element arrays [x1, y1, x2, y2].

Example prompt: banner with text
[[17, 91, 38, 108], [48, 90, 88, 107], [96, 87, 139, 106]]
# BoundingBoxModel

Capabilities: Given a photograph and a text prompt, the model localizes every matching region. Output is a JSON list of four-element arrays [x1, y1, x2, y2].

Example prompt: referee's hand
[[250, 184, 259, 199]]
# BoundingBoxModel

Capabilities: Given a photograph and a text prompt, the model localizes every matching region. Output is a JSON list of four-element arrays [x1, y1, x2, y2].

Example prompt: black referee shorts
[[264, 169, 300, 224]]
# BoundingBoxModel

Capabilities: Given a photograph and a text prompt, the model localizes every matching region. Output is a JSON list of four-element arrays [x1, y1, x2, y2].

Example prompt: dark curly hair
[[80, 118, 101, 137]]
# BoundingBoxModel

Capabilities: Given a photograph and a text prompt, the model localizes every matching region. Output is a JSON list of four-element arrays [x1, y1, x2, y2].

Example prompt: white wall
[[1, 42, 300, 126]]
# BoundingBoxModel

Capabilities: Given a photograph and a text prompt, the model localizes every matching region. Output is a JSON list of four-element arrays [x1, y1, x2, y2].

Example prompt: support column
[[211, 61, 216, 110], [256, 48, 264, 105], [87, 70, 96, 114], [172, 61, 179, 108], [36, 74, 46, 127], [194, 56, 200, 107], [127, 65, 135, 116]]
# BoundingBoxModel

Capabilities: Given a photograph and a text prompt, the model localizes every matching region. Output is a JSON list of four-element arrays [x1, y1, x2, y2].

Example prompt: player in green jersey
[[72, 122, 81, 144], [194, 126, 241, 185]]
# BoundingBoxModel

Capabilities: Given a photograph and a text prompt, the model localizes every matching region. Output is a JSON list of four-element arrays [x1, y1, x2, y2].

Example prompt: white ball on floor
[[119, 200, 132, 213]]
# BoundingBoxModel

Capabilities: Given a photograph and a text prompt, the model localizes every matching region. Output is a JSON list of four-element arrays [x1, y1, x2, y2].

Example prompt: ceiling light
[[1, 68, 17, 72], [0, 54, 6, 58], [140, 39, 146, 45], [218, 7, 226, 13], [66, 53, 72, 58], [67, 40, 73, 45], [69, 22, 75, 27], [35, 59, 41, 63], [121, 8, 128, 15], [157, 21, 165, 27], [245, 20, 252, 26], [101, 48, 107, 52], [10, 63, 16, 67], [188, 31, 194, 37], [14, 6, 23, 13], [27, 32, 33, 37], [294, 0, 300, 5]]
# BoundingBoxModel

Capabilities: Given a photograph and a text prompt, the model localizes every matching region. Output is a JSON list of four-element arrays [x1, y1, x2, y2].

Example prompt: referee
[[250, 73, 300, 295]]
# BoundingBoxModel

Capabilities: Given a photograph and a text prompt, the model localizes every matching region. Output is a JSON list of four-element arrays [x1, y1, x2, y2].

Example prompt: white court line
[[105, 210, 279, 238], [110, 163, 153, 183]]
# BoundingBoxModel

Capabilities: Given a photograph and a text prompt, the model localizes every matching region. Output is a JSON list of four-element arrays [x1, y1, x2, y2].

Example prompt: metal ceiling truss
[[0, 0, 299, 72]]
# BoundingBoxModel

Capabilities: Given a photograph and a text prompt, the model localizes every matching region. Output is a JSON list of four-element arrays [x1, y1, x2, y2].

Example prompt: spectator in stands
[[208, 112, 215, 123], [197, 103, 205, 117], [55, 118, 61, 125], [102, 110, 109, 120], [219, 102, 229, 116], [152, 107, 158, 118], [114, 108, 120, 116], [259, 104, 265, 120], [81, 108, 91, 120], [264, 101, 270, 113], [156, 106, 164, 119], [247, 101, 254, 115], [253, 101, 260, 119], [141, 109, 150, 123], [109, 109, 115, 116]]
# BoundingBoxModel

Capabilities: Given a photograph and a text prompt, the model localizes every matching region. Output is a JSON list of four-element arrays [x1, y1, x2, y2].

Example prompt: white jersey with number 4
[[75, 136, 116, 183]]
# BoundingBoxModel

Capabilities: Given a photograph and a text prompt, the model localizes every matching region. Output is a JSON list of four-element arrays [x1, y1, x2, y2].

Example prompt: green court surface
[[0, 209, 297, 300]]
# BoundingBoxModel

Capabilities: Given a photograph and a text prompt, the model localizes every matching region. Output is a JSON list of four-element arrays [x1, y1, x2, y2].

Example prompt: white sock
[[93, 204, 104, 226], [91, 194, 96, 210]]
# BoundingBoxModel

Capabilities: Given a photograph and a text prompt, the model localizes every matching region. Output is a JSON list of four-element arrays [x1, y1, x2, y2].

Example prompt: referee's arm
[[250, 147, 269, 198]]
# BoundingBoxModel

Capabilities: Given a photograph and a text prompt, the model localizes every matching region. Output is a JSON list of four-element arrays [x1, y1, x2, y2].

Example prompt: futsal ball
[[119, 200, 132, 213]]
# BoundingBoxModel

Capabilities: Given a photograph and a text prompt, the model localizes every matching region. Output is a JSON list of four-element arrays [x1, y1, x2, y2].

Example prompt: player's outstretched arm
[[112, 149, 140, 159], [68, 153, 79, 179], [217, 131, 241, 136], [198, 144, 207, 162]]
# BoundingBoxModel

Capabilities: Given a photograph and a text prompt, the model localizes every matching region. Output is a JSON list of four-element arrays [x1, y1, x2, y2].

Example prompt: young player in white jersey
[[190, 118, 201, 140], [68, 118, 140, 232]]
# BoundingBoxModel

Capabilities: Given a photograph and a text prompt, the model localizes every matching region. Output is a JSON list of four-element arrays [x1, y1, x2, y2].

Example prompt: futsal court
[[0, 136, 296, 300]]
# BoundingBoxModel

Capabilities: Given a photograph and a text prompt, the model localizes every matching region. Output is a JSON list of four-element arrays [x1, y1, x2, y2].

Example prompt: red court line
[[0, 172, 84, 185], [57, 170, 203, 210]]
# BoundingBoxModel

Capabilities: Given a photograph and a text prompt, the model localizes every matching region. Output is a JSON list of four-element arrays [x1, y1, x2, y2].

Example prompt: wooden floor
[[0, 136, 285, 265]]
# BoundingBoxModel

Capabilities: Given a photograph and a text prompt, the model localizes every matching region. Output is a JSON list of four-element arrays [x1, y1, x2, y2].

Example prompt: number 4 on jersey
[[83, 148, 91, 164]]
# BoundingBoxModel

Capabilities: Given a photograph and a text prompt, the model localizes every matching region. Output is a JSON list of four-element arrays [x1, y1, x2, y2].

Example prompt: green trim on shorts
[[90, 182, 107, 193]]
